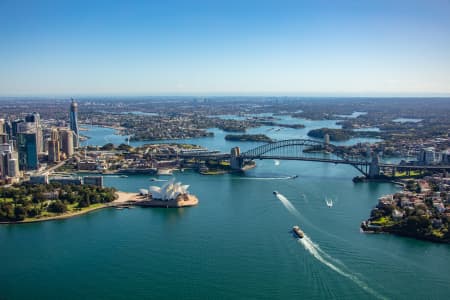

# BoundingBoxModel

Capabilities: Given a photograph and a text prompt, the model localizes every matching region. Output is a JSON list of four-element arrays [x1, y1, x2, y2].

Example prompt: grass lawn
[[372, 216, 397, 227]]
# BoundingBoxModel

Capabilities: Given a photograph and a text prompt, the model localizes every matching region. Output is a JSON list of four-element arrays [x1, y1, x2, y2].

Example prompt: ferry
[[273, 191, 279, 195], [292, 226, 304, 239]]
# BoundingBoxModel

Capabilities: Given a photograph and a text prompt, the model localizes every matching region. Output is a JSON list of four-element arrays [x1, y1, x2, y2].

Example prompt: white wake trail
[[274, 193, 386, 299], [237, 177, 291, 180], [275, 193, 301, 218], [299, 236, 387, 300]]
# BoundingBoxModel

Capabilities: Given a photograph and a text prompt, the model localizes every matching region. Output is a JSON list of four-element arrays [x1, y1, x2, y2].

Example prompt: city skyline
[[1, 0, 450, 97]]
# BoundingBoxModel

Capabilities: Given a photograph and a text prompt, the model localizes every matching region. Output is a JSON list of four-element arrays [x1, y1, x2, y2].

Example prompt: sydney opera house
[[139, 180, 198, 207], [149, 180, 190, 200]]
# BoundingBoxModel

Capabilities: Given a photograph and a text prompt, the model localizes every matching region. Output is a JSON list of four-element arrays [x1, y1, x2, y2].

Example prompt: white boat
[[157, 169, 173, 176], [326, 198, 333, 208]]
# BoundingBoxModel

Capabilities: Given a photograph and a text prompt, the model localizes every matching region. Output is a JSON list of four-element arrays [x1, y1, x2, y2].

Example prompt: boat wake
[[274, 193, 301, 218], [299, 235, 386, 300], [275, 192, 385, 299], [237, 176, 292, 180]]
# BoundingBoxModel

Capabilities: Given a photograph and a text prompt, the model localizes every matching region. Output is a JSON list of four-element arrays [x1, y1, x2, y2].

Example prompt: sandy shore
[[113, 191, 142, 204]]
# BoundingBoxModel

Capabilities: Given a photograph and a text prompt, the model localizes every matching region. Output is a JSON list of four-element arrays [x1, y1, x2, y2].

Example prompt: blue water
[[2, 115, 449, 299], [81, 114, 381, 151]]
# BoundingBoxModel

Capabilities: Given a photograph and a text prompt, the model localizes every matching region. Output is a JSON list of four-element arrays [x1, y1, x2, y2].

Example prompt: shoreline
[[0, 204, 109, 225], [0, 191, 199, 225], [0, 191, 140, 225]]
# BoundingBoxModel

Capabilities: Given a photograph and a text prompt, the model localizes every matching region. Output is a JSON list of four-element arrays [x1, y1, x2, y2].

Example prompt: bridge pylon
[[368, 154, 380, 178], [230, 146, 244, 170]]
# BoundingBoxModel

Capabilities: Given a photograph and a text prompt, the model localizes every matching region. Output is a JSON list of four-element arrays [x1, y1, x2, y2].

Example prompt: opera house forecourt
[[137, 180, 199, 208]]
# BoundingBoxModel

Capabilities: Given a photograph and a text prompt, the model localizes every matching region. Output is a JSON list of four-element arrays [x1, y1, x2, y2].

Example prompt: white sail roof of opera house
[[149, 180, 190, 200]]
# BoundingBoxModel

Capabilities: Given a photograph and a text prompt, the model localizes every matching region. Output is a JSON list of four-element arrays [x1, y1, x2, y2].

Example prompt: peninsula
[[361, 176, 450, 243], [0, 182, 117, 223]]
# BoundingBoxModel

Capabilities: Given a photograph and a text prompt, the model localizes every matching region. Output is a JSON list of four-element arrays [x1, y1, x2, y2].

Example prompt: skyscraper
[[25, 112, 43, 153], [0, 118, 5, 134], [69, 99, 79, 148], [60, 129, 74, 158], [17, 132, 39, 170], [47, 139, 60, 163], [48, 127, 60, 163], [8, 158, 19, 178]]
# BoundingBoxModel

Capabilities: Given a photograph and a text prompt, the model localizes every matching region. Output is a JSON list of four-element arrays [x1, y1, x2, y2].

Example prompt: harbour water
[[1, 116, 449, 299]]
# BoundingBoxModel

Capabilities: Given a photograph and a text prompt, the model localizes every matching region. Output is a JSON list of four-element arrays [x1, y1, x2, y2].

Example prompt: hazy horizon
[[1, 0, 449, 96]]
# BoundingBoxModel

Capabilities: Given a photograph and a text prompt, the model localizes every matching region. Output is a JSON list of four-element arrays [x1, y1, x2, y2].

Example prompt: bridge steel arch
[[242, 139, 328, 157], [240, 139, 371, 176]]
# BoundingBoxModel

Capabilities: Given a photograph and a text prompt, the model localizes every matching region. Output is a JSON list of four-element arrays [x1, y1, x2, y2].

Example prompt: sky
[[0, 0, 449, 97]]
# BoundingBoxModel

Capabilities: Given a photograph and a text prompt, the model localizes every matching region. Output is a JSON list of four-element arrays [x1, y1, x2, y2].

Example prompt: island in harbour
[[224, 134, 273, 142]]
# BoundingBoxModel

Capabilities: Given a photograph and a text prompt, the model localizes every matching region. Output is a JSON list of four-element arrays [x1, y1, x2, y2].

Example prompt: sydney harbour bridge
[[173, 139, 450, 179]]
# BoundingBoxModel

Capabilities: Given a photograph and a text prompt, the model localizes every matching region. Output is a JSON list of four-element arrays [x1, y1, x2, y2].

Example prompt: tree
[[117, 143, 132, 151], [47, 200, 67, 213], [100, 143, 115, 151], [32, 192, 45, 204], [14, 206, 27, 221]]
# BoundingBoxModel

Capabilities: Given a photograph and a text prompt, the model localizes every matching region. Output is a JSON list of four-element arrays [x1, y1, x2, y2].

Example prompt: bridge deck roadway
[[173, 154, 450, 170]]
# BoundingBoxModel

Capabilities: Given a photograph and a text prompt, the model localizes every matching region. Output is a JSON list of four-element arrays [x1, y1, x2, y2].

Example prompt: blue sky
[[0, 0, 449, 96]]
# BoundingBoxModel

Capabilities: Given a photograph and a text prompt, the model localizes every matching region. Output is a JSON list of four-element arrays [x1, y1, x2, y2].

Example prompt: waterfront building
[[418, 147, 439, 165], [29, 174, 49, 184], [83, 176, 103, 187], [17, 132, 39, 170], [69, 99, 80, 148], [60, 129, 74, 157], [149, 180, 190, 200], [49, 176, 82, 185]]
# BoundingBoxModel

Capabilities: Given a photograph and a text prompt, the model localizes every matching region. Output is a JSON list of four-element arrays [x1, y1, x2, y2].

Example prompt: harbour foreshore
[[0, 191, 197, 225]]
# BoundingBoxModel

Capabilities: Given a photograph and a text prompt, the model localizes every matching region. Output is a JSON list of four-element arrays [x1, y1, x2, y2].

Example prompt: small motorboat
[[273, 191, 279, 195], [292, 226, 304, 239]]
